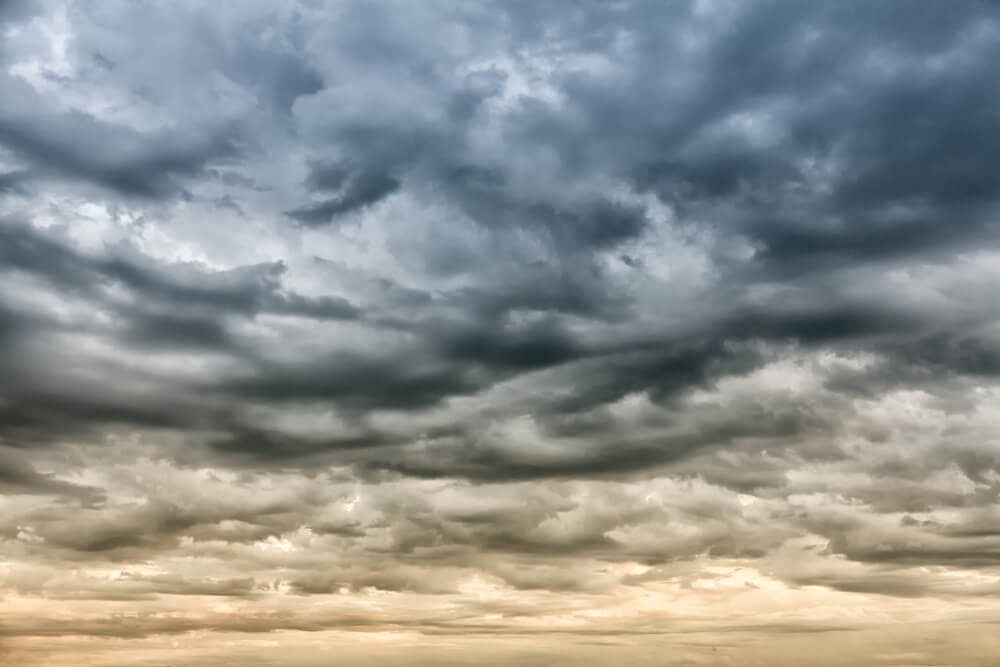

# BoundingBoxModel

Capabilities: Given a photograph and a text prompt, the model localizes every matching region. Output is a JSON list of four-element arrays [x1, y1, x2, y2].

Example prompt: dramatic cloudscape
[[2, 1, 1000, 665]]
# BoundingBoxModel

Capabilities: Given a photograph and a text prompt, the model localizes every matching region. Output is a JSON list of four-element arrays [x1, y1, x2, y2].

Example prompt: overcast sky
[[2, 1, 1000, 665]]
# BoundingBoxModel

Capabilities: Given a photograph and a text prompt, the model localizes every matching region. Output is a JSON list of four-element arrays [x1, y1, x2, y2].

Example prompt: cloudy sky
[[2, 1, 1000, 665]]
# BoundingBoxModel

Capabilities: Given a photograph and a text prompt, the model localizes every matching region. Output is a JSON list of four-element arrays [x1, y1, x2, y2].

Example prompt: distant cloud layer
[[2, 2, 1000, 665]]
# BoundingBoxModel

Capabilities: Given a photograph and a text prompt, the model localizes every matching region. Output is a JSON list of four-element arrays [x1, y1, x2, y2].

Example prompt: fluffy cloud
[[2, 1, 1000, 665]]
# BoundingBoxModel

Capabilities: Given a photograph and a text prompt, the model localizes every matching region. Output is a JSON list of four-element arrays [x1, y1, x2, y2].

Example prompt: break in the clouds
[[2, 1, 1000, 665]]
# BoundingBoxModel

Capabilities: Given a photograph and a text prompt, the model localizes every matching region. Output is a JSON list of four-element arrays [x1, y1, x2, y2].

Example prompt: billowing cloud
[[2, 1, 1000, 666]]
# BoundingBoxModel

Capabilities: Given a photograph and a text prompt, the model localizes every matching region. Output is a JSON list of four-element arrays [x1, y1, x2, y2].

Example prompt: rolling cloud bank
[[2, 1, 1000, 665]]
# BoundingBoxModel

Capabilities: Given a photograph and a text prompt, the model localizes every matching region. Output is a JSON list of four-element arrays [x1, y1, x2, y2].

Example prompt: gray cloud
[[0, 106, 240, 199], [287, 168, 401, 225], [3, 1, 1000, 664], [0, 447, 103, 503]]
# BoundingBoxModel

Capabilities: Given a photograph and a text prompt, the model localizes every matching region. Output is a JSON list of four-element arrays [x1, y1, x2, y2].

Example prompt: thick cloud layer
[[2, 2, 1000, 665]]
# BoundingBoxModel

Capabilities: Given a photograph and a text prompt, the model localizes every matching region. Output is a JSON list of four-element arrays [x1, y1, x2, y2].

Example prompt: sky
[[2, 1, 1000, 665]]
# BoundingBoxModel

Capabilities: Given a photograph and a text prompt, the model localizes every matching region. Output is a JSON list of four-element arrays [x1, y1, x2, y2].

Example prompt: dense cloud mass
[[2, 1, 1000, 665]]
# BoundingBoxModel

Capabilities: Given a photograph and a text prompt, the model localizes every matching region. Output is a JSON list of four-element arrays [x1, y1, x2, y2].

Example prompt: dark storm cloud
[[3, 0, 998, 471], [0, 221, 359, 324], [205, 425, 396, 461], [219, 351, 479, 411], [0, 447, 103, 502], [368, 392, 827, 482], [0, 170, 29, 194], [429, 174, 651, 253], [4, 1, 1000, 647], [286, 168, 401, 225], [635, 2, 1000, 272], [444, 0, 1000, 279], [451, 259, 625, 322], [303, 160, 354, 192], [0, 221, 370, 449], [0, 109, 240, 199], [0, 0, 35, 24]]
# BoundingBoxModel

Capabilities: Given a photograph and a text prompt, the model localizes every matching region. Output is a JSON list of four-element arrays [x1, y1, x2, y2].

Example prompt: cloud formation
[[2, 1, 1000, 665]]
